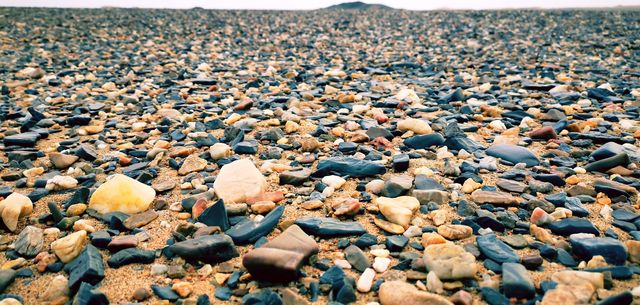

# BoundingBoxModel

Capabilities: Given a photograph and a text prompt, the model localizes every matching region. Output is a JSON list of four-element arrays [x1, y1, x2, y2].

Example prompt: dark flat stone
[[169, 233, 238, 264], [295, 217, 366, 237]]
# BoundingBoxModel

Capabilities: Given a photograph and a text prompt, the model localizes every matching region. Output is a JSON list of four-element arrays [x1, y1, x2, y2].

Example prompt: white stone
[[357, 268, 376, 292], [209, 143, 232, 160], [45, 175, 78, 191], [373, 257, 391, 273], [0, 193, 33, 232], [322, 175, 346, 189], [213, 159, 267, 204], [89, 174, 155, 214]]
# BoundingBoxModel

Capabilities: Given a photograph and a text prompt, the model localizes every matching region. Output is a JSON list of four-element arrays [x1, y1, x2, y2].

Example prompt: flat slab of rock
[[312, 157, 386, 178], [243, 225, 318, 282], [486, 144, 539, 167], [295, 217, 366, 237], [169, 234, 238, 264], [471, 190, 518, 205], [477, 234, 519, 264], [548, 218, 599, 236], [570, 236, 627, 265], [213, 158, 267, 204]]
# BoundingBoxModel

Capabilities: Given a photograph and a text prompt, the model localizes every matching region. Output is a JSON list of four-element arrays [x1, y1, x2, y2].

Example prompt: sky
[[1, 0, 639, 10]]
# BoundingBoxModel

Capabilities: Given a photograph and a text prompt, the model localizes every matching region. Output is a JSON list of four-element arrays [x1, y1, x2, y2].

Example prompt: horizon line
[[2, 4, 640, 11]]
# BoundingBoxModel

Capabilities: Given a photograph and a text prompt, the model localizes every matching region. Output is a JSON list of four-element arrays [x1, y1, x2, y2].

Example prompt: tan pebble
[[172, 282, 193, 298], [66, 204, 87, 216]]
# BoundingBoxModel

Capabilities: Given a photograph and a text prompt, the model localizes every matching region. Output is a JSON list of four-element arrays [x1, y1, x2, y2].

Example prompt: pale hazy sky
[[1, 0, 639, 10]]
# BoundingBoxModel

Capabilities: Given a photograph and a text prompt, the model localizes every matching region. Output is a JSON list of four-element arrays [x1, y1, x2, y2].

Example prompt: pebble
[[213, 158, 267, 203], [51, 230, 87, 263], [0, 193, 33, 232], [88, 174, 155, 214]]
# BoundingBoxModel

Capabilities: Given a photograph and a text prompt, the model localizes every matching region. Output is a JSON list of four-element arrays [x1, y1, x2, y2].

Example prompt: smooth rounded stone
[[470, 190, 517, 206], [477, 234, 519, 264], [14, 226, 43, 257], [412, 189, 449, 205], [332, 198, 361, 216], [227, 205, 283, 243], [133, 287, 151, 301], [152, 177, 176, 192], [322, 175, 346, 189], [40, 274, 69, 302], [89, 174, 155, 214], [486, 144, 539, 167], [344, 245, 370, 272], [49, 152, 79, 169], [502, 263, 534, 299], [626, 240, 640, 263], [398, 118, 432, 134], [106, 235, 138, 252], [584, 153, 629, 173], [356, 268, 376, 293], [0, 193, 33, 232], [423, 243, 477, 280], [530, 125, 557, 140], [295, 217, 366, 237], [381, 175, 413, 198], [378, 281, 453, 305], [501, 234, 527, 249], [437, 224, 472, 240], [365, 179, 385, 194], [376, 196, 419, 227], [279, 168, 311, 186], [570, 236, 627, 265], [169, 233, 238, 264], [450, 290, 473, 305], [404, 133, 446, 149], [123, 209, 158, 230], [312, 157, 386, 178], [51, 230, 87, 263], [213, 158, 267, 204], [209, 143, 232, 160], [548, 218, 599, 236], [551, 270, 604, 289], [496, 179, 527, 193], [0, 269, 16, 293], [373, 257, 391, 272]]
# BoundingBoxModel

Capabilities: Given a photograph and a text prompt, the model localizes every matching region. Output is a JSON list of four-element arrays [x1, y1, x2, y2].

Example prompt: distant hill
[[325, 1, 393, 10]]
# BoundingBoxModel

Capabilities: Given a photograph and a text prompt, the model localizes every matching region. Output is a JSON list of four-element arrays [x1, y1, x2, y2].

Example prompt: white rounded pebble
[[322, 175, 346, 189], [334, 259, 351, 269], [373, 257, 391, 273], [356, 268, 376, 292]]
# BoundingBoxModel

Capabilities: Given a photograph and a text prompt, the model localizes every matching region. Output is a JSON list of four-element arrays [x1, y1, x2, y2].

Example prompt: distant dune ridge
[[325, 1, 394, 10]]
